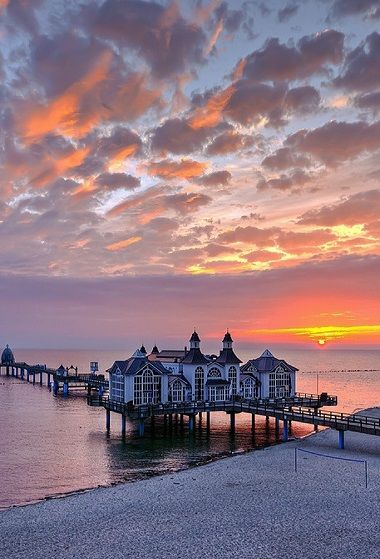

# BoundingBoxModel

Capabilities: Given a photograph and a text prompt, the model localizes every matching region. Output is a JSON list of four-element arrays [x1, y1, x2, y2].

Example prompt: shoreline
[[1, 407, 379, 559], [0, 434, 290, 512]]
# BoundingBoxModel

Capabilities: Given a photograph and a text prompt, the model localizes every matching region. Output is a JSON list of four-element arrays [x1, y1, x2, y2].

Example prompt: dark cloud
[[334, 32, 380, 91], [95, 173, 140, 191], [206, 130, 255, 155], [164, 192, 212, 214], [354, 91, 380, 112], [278, 3, 299, 23], [262, 147, 310, 170], [151, 118, 214, 154], [284, 86, 320, 114], [218, 225, 280, 246], [257, 169, 312, 191], [197, 171, 232, 187], [297, 189, 380, 226], [91, 0, 206, 78], [240, 30, 344, 82], [285, 120, 380, 165], [214, 2, 245, 32], [225, 81, 287, 126], [30, 32, 108, 98]]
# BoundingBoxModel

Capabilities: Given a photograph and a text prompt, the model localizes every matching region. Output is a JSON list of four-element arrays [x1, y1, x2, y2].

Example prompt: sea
[[0, 347, 379, 509]]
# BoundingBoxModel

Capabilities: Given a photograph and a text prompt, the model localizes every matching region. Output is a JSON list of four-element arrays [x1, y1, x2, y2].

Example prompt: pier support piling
[[251, 413, 256, 431], [230, 412, 236, 433], [338, 429, 345, 450], [106, 409, 111, 432], [283, 420, 289, 442], [63, 382, 69, 397], [188, 415, 195, 433], [138, 419, 145, 437], [206, 411, 210, 431], [121, 414, 126, 438]]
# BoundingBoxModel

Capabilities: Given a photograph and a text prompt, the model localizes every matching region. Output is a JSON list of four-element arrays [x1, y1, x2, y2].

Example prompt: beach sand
[[1, 408, 379, 559]]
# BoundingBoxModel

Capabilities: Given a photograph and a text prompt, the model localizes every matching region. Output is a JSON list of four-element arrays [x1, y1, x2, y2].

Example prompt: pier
[[84, 392, 380, 450], [0, 361, 109, 396]]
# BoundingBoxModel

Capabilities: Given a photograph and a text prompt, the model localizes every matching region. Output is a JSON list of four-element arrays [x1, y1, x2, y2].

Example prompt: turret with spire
[[181, 330, 209, 364], [215, 331, 242, 364]]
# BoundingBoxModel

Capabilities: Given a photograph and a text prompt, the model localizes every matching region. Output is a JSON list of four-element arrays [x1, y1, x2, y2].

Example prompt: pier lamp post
[[316, 373, 319, 395]]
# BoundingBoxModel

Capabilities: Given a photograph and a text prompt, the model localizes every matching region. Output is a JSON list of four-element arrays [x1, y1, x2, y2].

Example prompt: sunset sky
[[0, 0, 379, 349]]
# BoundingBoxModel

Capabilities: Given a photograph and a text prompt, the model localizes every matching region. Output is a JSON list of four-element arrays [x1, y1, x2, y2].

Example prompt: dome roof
[[1, 344, 15, 365]]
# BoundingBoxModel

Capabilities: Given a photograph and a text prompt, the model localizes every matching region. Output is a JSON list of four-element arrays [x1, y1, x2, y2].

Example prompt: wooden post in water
[[251, 413, 256, 431], [121, 414, 126, 438], [230, 412, 236, 433], [39, 371, 43, 386], [283, 420, 289, 442], [106, 409, 111, 432], [338, 429, 345, 449], [206, 411, 211, 431], [138, 419, 145, 437]]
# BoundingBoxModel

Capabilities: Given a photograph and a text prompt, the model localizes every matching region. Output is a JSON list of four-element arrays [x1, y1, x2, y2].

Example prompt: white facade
[[108, 335, 298, 406]]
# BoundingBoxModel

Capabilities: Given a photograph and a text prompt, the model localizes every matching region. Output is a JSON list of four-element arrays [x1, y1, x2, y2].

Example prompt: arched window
[[228, 366, 237, 396], [133, 367, 162, 405], [170, 379, 186, 402], [194, 367, 204, 401], [208, 367, 221, 378], [243, 378, 257, 399]]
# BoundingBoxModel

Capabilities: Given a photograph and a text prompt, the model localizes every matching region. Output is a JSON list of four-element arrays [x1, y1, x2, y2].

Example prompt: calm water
[[0, 347, 379, 509]]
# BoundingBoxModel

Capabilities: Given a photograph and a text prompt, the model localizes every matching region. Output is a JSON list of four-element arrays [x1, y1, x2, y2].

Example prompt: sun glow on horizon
[[234, 325, 380, 345]]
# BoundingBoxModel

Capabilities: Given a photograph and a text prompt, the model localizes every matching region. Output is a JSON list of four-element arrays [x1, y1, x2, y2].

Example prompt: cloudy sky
[[0, 0, 379, 349]]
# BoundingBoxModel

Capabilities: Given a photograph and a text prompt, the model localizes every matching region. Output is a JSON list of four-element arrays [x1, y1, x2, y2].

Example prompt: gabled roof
[[168, 374, 191, 387], [108, 356, 170, 376], [215, 348, 242, 365], [181, 348, 210, 365], [241, 349, 298, 373]]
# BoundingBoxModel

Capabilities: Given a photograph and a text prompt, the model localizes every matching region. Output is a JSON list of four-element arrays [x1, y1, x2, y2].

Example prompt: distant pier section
[[0, 344, 108, 396]]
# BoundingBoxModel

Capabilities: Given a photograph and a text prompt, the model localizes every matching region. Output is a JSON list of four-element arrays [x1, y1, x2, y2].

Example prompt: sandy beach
[[1, 408, 379, 559]]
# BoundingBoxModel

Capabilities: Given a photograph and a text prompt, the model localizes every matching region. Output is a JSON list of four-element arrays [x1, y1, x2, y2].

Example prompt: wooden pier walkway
[[0, 361, 109, 395], [88, 394, 379, 448]]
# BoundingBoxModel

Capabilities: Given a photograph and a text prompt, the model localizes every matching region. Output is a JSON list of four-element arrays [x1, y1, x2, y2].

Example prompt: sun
[[318, 339, 326, 346]]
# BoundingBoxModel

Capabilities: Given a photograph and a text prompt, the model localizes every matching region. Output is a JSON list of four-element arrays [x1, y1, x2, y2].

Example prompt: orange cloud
[[19, 51, 113, 142], [147, 159, 208, 179], [106, 236, 142, 251], [189, 85, 235, 129], [30, 146, 91, 188]]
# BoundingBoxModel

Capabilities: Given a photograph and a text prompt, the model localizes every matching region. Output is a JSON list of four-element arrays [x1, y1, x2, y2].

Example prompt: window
[[208, 367, 221, 378], [194, 367, 204, 400], [209, 386, 228, 401], [269, 370, 291, 398], [169, 379, 186, 402], [242, 378, 258, 399], [110, 369, 124, 402], [133, 367, 162, 405], [228, 366, 238, 396]]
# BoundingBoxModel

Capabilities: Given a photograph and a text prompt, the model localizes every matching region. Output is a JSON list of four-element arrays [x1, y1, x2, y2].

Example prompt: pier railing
[[88, 395, 379, 437]]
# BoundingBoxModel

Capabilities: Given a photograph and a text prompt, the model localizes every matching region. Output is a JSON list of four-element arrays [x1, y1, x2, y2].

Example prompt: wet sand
[[1, 408, 379, 559]]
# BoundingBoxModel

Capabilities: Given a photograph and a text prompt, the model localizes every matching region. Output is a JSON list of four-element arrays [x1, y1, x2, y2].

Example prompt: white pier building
[[108, 331, 297, 406]]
